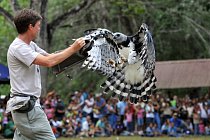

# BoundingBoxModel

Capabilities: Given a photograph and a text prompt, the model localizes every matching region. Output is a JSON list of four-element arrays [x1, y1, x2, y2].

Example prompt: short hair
[[14, 9, 42, 34]]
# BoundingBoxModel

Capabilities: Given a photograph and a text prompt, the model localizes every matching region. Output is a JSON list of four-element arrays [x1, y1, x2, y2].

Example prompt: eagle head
[[113, 32, 127, 43], [113, 32, 131, 47]]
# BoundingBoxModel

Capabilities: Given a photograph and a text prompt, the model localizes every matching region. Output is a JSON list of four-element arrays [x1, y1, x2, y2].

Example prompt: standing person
[[145, 100, 154, 126], [125, 109, 134, 134], [193, 105, 200, 135], [116, 99, 127, 130], [153, 102, 161, 130], [82, 93, 94, 119], [5, 9, 85, 140], [135, 104, 144, 135]]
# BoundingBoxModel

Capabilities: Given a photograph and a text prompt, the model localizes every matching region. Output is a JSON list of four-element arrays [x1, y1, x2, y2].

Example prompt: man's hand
[[33, 37, 86, 67], [71, 37, 86, 52]]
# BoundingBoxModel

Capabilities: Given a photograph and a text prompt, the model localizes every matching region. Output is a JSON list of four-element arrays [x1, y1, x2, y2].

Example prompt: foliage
[[0, 1, 14, 65], [148, 0, 210, 60], [47, 67, 105, 100], [47, 0, 81, 22], [0, 0, 210, 97], [0, 84, 10, 95]]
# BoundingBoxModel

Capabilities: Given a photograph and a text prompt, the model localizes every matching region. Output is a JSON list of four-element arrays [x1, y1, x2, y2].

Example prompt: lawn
[[58, 136, 210, 140], [2, 135, 210, 140]]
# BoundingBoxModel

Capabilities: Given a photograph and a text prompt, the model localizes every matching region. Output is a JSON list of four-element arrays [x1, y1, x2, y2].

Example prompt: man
[[169, 113, 183, 133], [93, 93, 107, 124], [6, 9, 85, 140]]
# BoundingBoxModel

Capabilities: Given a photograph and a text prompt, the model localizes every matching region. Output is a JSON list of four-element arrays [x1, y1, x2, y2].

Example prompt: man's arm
[[33, 38, 85, 67]]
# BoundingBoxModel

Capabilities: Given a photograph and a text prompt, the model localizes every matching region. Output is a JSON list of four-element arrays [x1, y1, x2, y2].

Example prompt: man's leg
[[12, 106, 56, 140]]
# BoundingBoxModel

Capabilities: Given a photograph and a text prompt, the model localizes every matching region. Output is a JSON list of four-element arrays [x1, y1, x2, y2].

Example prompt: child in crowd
[[153, 123, 161, 136], [168, 122, 177, 137], [161, 119, 170, 135], [198, 120, 205, 135], [88, 123, 96, 137], [205, 123, 210, 135], [145, 123, 154, 137], [115, 118, 124, 135], [125, 109, 133, 133], [136, 104, 144, 135]]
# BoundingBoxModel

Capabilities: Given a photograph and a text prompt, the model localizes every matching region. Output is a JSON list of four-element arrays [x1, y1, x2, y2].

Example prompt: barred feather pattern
[[80, 24, 157, 103], [138, 24, 156, 79], [100, 61, 157, 103], [100, 23, 157, 103], [81, 29, 121, 76]]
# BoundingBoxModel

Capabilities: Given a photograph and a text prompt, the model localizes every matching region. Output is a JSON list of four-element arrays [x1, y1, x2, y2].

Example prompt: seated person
[[161, 119, 170, 135], [168, 122, 180, 137], [3, 115, 15, 138], [169, 113, 182, 132], [95, 117, 106, 136], [114, 118, 124, 135], [145, 123, 154, 137]]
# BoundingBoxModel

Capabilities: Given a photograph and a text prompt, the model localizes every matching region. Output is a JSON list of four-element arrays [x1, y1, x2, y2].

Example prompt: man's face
[[96, 96, 100, 101], [30, 20, 41, 39]]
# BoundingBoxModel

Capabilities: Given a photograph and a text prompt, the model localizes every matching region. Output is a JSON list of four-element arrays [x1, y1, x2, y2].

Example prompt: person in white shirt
[[6, 8, 85, 140], [83, 93, 94, 118], [81, 115, 91, 137]]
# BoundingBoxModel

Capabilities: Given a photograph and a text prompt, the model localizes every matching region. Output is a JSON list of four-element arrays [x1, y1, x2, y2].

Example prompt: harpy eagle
[[53, 23, 157, 103]]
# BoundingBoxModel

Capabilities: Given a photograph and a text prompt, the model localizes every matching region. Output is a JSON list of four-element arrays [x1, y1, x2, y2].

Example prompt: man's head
[[173, 112, 178, 119], [95, 93, 102, 101], [14, 9, 42, 34]]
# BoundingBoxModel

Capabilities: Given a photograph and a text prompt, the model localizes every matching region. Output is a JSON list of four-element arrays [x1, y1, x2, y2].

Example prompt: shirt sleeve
[[14, 44, 39, 67], [31, 41, 48, 56]]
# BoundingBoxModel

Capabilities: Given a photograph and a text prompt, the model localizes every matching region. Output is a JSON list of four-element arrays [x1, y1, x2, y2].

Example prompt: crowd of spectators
[[0, 90, 210, 138]]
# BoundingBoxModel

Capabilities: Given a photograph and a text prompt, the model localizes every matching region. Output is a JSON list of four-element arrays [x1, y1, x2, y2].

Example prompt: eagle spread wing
[[80, 28, 121, 76], [53, 23, 157, 103]]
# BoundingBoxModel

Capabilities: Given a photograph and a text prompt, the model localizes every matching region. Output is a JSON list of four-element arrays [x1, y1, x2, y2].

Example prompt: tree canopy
[[0, 0, 210, 97]]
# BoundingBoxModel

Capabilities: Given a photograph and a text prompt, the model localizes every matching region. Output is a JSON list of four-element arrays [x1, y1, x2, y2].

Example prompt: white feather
[[130, 93, 137, 98], [124, 60, 145, 85], [119, 47, 130, 59], [121, 92, 129, 97], [127, 42, 137, 64], [119, 44, 145, 85]]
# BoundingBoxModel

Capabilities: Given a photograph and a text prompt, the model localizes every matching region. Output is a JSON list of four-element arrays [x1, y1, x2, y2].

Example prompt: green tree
[[0, 0, 97, 96], [0, 0, 210, 97]]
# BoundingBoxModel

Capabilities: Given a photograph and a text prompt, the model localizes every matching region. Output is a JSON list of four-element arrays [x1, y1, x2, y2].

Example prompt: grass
[[2, 136, 210, 140], [57, 136, 210, 140]]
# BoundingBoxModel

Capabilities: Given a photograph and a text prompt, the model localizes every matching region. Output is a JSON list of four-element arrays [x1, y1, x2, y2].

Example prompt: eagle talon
[[107, 59, 116, 67]]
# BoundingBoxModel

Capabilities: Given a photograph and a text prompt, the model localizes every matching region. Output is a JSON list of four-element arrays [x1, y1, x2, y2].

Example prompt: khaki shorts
[[12, 106, 56, 140]]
